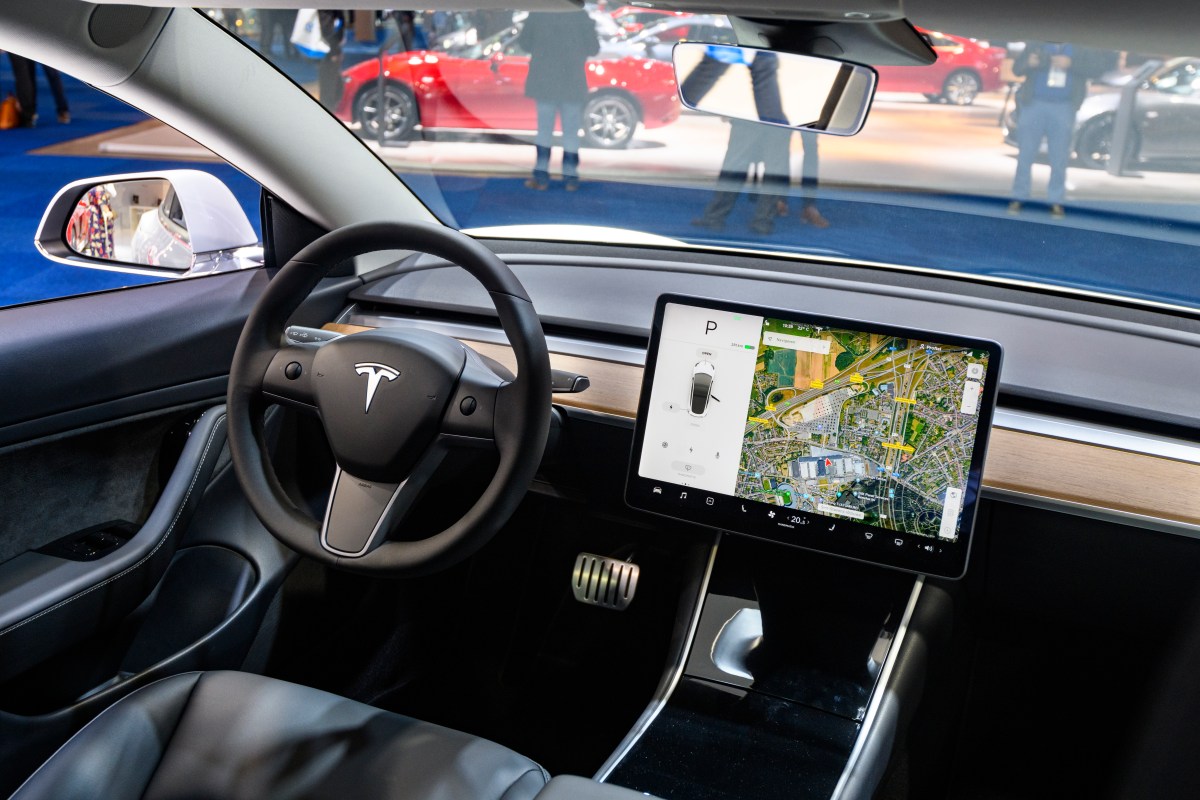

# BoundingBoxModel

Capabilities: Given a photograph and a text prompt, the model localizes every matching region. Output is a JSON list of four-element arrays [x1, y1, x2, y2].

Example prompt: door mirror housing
[[36, 170, 261, 277], [673, 43, 877, 136]]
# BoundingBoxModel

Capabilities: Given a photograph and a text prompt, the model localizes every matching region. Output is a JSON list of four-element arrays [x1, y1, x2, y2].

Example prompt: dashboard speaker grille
[[572, 553, 639, 611]]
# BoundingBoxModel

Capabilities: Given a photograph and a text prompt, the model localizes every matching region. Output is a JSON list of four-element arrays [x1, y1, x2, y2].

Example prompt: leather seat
[[12, 671, 550, 800]]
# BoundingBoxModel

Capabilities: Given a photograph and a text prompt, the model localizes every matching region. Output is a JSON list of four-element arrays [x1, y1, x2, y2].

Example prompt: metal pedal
[[572, 553, 639, 611]]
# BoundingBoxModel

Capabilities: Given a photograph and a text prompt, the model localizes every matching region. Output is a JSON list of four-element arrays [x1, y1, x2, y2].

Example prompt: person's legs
[[679, 56, 730, 108], [797, 130, 829, 227], [527, 101, 556, 189], [694, 123, 755, 228], [749, 53, 786, 125], [317, 53, 344, 111], [751, 126, 791, 234], [7, 53, 37, 126], [560, 102, 583, 189], [41, 64, 69, 122], [259, 10, 278, 56], [1045, 103, 1074, 209], [1012, 100, 1048, 203]]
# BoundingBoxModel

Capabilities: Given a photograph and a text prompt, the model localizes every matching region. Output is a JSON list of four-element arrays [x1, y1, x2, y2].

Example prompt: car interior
[[1, 1, 1200, 799]]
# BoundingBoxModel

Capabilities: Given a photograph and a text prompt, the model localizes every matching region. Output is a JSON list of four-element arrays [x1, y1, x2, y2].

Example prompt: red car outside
[[609, 6, 689, 35], [876, 29, 1006, 105], [335, 29, 680, 149]]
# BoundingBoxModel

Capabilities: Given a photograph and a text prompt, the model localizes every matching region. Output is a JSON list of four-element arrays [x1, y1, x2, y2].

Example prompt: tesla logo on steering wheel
[[354, 362, 400, 413]]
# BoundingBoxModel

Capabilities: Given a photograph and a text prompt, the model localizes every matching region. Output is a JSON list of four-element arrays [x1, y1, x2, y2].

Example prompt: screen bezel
[[625, 293, 1003, 579]]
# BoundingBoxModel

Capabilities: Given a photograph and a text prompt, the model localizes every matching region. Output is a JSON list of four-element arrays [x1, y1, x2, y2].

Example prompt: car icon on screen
[[689, 361, 716, 417]]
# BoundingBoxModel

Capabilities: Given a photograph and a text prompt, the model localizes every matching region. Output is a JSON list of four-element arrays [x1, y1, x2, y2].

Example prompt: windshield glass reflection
[[229, 7, 1200, 312]]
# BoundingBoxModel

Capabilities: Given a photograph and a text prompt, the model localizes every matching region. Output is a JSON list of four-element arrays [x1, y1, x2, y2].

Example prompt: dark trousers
[[7, 54, 68, 124], [699, 122, 792, 226], [258, 9, 297, 58], [318, 53, 345, 111], [679, 52, 786, 125]]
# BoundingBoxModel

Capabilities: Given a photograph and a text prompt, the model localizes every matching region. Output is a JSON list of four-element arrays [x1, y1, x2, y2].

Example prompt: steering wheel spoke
[[262, 344, 322, 412], [320, 441, 449, 558]]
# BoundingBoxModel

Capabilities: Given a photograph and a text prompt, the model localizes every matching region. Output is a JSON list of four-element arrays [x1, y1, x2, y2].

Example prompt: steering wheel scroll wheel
[[227, 221, 551, 576]]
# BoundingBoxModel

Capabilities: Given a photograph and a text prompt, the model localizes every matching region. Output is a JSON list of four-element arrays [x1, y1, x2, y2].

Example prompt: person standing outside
[[317, 10, 346, 112], [1009, 42, 1106, 218], [518, 10, 599, 191]]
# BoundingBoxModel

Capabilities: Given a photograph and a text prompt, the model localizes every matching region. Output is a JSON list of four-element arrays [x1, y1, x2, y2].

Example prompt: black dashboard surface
[[349, 246, 1200, 433]]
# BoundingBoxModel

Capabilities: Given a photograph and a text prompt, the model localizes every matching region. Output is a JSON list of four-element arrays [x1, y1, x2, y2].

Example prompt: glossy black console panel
[[605, 536, 921, 800], [609, 677, 859, 800]]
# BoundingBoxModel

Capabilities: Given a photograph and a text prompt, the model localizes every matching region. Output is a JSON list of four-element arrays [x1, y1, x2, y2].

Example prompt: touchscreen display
[[626, 295, 1002, 578]]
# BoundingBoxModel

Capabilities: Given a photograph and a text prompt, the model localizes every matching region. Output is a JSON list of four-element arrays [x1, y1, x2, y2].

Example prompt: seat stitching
[[0, 412, 226, 638]]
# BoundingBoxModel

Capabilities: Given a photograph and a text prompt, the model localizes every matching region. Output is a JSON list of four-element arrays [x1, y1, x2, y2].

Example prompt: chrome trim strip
[[829, 576, 924, 800], [982, 486, 1200, 539], [348, 312, 647, 366], [993, 409, 1200, 465], [319, 465, 406, 558], [593, 537, 720, 783]]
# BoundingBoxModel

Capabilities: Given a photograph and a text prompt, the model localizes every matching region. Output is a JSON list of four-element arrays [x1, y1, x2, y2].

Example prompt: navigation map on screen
[[737, 317, 990, 540], [637, 302, 994, 542]]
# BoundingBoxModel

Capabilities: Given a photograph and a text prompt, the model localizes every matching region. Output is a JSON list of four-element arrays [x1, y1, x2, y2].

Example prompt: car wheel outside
[[942, 70, 981, 106], [583, 93, 639, 149], [354, 83, 418, 142], [1075, 113, 1139, 169]]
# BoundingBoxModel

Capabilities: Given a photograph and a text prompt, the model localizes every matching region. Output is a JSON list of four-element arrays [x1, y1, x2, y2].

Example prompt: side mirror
[[673, 43, 877, 136], [36, 170, 261, 277], [489, 51, 503, 73]]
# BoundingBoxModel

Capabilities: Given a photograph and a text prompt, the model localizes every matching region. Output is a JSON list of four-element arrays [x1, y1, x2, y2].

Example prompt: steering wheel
[[227, 221, 551, 576]]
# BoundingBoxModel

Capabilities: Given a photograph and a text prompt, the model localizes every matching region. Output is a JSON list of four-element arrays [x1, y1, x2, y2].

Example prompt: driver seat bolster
[[12, 671, 551, 800]]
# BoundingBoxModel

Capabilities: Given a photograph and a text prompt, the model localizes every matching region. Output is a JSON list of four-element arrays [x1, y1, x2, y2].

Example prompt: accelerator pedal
[[572, 553, 639, 611]]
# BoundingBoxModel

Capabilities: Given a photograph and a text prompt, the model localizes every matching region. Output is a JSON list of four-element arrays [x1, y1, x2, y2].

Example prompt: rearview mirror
[[36, 170, 261, 277], [673, 43, 876, 136]]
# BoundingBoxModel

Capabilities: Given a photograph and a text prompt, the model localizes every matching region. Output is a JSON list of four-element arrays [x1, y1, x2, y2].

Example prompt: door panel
[[0, 266, 264, 792], [0, 407, 228, 683], [0, 269, 267, 446]]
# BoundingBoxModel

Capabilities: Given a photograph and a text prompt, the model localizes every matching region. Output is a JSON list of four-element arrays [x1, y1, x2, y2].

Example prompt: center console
[[597, 295, 999, 798]]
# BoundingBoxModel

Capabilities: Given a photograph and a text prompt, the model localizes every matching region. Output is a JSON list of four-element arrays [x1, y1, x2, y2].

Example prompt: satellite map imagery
[[736, 318, 990, 539]]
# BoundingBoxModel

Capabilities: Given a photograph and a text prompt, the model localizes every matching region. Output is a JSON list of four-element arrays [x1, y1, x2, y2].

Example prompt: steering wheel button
[[460, 396, 478, 416], [284, 361, 303, 380]]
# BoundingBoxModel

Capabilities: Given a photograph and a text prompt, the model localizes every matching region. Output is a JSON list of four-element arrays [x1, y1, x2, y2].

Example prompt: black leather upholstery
[[12, 671, 549, 800], [535, 776, 659, 799]]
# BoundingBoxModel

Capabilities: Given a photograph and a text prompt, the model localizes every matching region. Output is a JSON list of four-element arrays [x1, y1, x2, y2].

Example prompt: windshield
[[233, 7, 1200, 312]]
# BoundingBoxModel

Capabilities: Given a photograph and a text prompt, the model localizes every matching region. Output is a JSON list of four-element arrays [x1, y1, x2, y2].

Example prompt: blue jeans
[[1012, 99, 1075, 205], [534, 102, 582, 152]]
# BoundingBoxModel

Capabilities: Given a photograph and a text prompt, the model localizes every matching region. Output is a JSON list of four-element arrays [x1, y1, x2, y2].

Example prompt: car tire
[[941, 70, 982, 106], [582, 93, 640, 149], [1075, 113, 1139, 169], [354, 83, 418, 143]]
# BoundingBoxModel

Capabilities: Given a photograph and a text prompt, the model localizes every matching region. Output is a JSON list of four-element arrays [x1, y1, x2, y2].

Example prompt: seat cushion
[[13, 671, 549, 800]]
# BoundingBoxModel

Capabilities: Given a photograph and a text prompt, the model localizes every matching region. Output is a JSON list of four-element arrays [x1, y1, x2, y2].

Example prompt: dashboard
[[325, 244, 1200, 543]]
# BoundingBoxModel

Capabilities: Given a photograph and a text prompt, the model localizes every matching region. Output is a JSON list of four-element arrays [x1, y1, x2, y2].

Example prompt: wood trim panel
[[322, 324, 1200, 527], [983, 428, 1200, 526], [459, 340, 642, 419]]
